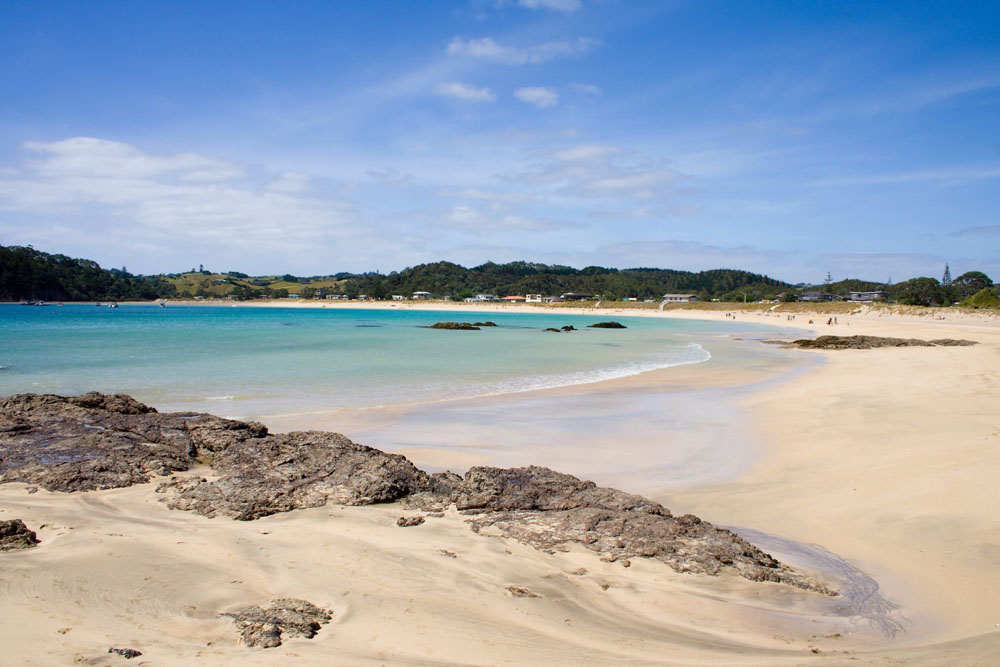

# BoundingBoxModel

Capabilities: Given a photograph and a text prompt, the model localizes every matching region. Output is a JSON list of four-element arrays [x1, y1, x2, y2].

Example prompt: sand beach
[[1, 302, 999, 665]]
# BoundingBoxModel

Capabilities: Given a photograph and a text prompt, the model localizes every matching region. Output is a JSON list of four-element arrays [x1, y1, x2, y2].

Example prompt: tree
[[942, 264, 952, 286], [952, 271, 992, 298], [892, 277, 944, 306]]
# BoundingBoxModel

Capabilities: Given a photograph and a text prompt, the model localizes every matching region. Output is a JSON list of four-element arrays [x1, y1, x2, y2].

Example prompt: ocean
[[0, 303, 808, 490]]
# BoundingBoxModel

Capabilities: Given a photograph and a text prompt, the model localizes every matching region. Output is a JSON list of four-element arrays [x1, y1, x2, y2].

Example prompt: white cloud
[[432, 81, 496, 102], [568, 82, 602, 95], [366, 167, 414, 188], [446, 37, 600, 65], [441, 204, 578, 236], [0, 137, 361, 255], [515, 86, 559, 108], [516, 0, 581, 11], [552, 144, 621, 161]]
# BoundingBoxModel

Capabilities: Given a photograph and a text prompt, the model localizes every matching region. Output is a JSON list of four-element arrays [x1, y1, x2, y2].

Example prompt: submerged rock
[[0, 519, 39, 551], [587, 321, 626, 329], [784, 335, 977, 350], [222, 598, 332, 648], [472, 321, 497, 327], [426, 321, 479, 330]]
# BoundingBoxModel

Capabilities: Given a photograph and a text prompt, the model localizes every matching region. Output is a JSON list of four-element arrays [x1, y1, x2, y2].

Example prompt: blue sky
[[0, 0, 998, 283]]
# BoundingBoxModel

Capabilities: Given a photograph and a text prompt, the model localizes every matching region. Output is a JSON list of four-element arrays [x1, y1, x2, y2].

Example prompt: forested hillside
[[0, 245, 175, 301], [343, 261, 788, 301]]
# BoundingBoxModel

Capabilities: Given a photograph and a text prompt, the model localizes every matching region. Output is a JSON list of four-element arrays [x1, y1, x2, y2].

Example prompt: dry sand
[[1, 302, 999, 664]]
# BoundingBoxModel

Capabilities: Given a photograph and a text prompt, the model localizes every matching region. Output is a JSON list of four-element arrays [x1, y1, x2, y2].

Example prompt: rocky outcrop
[[0, 392, 835, 594], [784, 335, 977, 350], [426, 321, 479, 330], [157, 431, 428, 520], [222, 599, 332, 648], [0, 519, 39, 551], [404, 466, 833, 594], [588, 321, 626, 329], [472, 321, 497, 327], [0, 392, 265, 492]]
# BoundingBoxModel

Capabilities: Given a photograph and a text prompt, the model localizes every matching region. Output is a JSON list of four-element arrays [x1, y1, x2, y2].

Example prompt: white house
[[525, 294, 542, 303], [661, 294, 698, 303], [412, 291, 432, 299]]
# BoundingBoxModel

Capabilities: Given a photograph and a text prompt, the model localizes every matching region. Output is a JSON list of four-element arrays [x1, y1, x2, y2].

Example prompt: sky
[[0, 0, 998, 283]]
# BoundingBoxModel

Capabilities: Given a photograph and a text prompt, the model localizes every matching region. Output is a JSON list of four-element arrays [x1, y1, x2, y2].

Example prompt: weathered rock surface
[[157, 430, 428, 520], [0, 519, 39, 551], [397, 515, 425, 527], [0, 392, 265, 492], [472, 321, 497, 327], [1, 392, 835, 594], [782, 335, 977, 350], [588, 321, 626, 329], [405, 466, 833, 594], [107, 647, 142, 659], [426, 321, 479, 330], [222, 598, 332, 648]]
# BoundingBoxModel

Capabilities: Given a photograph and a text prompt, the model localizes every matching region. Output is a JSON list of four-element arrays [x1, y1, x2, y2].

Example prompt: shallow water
[[0, 304, 796, 421]]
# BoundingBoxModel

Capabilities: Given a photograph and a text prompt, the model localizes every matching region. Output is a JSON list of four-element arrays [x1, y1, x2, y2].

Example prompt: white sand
[[2, 302, 999, 664]]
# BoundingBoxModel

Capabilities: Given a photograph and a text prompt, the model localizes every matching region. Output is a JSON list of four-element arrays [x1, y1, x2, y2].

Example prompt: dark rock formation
[[157, 431, 428, 520], [472, 321, 497, 327], [397, 515, 425, 527], [426, 321, 479, 330], [404, 466, 832, 594], [783, 335, 977, 350], [222, 598, 332, 648], [544, 328, 561, 332], [0, 392, 265, 492], [588, 321, 626, 329], [0, 392, 835, 594], [560, 325, 576, 331], [0, 519, 39, 551], [107, 647, 142, 659]]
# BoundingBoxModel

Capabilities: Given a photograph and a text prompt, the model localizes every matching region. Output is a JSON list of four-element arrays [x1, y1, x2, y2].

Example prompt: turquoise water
[[0, 304, 781, 420]]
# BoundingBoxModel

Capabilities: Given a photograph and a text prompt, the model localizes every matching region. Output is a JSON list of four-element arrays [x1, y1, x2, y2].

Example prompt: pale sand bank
[[1, 304, 999, 664]]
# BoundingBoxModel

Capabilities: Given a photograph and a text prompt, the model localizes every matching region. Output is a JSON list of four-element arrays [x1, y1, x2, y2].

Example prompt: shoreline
[[2, 302, 999, 662]]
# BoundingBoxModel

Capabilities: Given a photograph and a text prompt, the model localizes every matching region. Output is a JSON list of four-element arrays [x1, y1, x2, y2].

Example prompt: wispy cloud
[[812, 165, 1000, 187], [515, 0, 581, 12], [440, 204, 579, 236], [446, 36, 600, 65], [952, 225, 1000, 238], [0, 137, 361, 253], [432, 81, 496, 101], [568, 82, 602, 95], [515, 86, 559, 108]]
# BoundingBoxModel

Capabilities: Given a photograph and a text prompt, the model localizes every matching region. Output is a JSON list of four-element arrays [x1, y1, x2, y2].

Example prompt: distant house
[[525, 294, 542, 303], [391, 294, 406, 300], [325, 294, 345, 300], [560, 292, 594, 301], [622, 297, 638, 302], [543, 296, 564, 303], [466, 294, 499, 302], [849, 291, 887, 302], [661, 294, 698, 303], [501, 295, 526, 302], [799, 291, 836, 302], [412, 291, 432, 300], [287, 293, 300, 299]]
